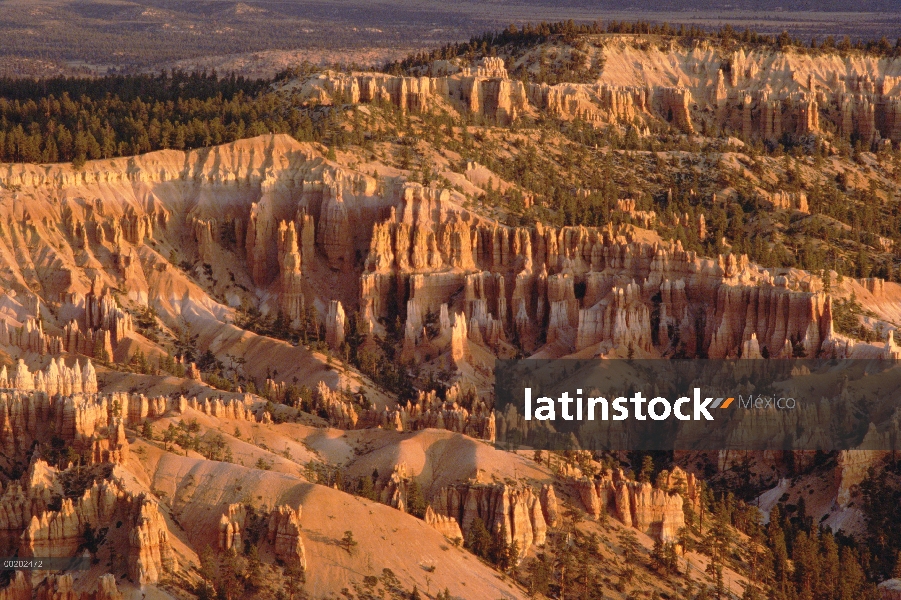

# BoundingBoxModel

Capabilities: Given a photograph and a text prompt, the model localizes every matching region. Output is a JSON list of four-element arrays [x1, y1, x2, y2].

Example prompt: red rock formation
[[379, 463, 411, 512], [306, 60, 528, 125], [21, 481, 121, 559], [278, 220, 305, 325], [90, 418, 129, 465], [246, 200, 278, 287], [317, 184, 354, 272], [657, 88, 695, 133], [425, 505, 464, 541], [433, 482, 547, 558], [325, 300, 346, 350], [0, 571, 123, 600], [186, 362, 202, 381], [186, 396, 256, 422], [766, 190, 809, 213], [124, 394, 186, 425], [85, 285, 129, 341], [268, 505, 306, 570], [0, 317, 64, 356], [219, 503, 247, 552], [835, 449, 886, 507], [360, 191, 836, 359], [128, 496, 175, 585], [298, 50, 901, 145], [540, 484, 559, 528], [574, 469, 686, 541], [314, 381, 359, 430], [450, 312, 470, 364]]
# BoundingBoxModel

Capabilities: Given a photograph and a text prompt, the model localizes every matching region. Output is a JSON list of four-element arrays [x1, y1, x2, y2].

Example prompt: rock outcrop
[[0, 572, 123, 600], [540, 484, 559, 528], [219, 503, 307, 570], [880, 579, 901, 600], [293, 48, 901, 143], [360, 188, 836, 360], [0, 358, 98, 395], [186, 395, 258, 422], [310, 382, 496, 441], [0, 388, 135, 465], [302, 58, 527, 125], [4, 467, 174, 590], [325, 300, 346, 350], [574, 468, 686, 541], [218, 503, 247, 552], [432, 482, 547, 559], [835, 449, 887, 507], [267, 505, 306, 570], [128, 496, 175, 585], [278, 220, 306, 325], [0, 317, 64, 357], [424, 505, 464, 542]]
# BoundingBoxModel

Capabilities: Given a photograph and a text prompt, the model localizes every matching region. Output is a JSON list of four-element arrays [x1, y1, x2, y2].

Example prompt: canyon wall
[[298, 50, 901, 143], [219, 502, 307, 570], [1, 465, 175, 592], [573, 468, 692, 541], [361, 184, 837, 361], [0, 572, 122, 600], [303, 381, 496, 441], [431, 481, 550, 559], [0, 133, 858, 375]]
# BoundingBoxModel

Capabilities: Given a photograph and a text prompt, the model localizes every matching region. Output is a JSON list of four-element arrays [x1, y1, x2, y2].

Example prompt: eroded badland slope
[[1, 32, 901, 599]]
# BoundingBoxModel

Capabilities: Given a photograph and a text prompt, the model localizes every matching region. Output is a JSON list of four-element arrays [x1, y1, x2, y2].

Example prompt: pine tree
[[651, 538, 666, 571], [358, 475, 375, 500], [527, 554, 552, 596], [817, 530, 840, 598], [767, 504, 789, 588], [705, 498, 734, 571], [406, 479, 427, 519], [713, 565, 727, 600], [92, 335, 110, 362], [340, 530, 357, 554], [466, 517, 492, 560], [791, 531, 817, 598], [639, 454, 654, 482], [837, 546, 868, 600]]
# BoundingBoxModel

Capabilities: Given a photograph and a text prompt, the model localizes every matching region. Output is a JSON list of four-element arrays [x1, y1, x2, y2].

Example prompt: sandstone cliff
[[310, 381, 496, 441], [1, 462, 175, 591], [432, 482, 548, 559], [291, 47, 901, 143], [360, 186, 837, 360], [574, 468, 687, 541], [267, 505, 307, 570], [0, 571, 123, 600], [424, 505, 464, 542], [219, 502, 307, 570]]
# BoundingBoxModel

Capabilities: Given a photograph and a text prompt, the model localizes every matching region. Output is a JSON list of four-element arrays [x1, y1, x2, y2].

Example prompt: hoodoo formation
[[0, 24, 899, 600], [299, 49, 901, 144]]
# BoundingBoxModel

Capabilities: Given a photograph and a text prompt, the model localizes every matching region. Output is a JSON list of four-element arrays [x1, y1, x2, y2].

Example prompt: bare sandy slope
[[114, 404, 559, 597], [341, 428, 552, 494], [138, 404, 553, 493], [134, 437, 528, 599]]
